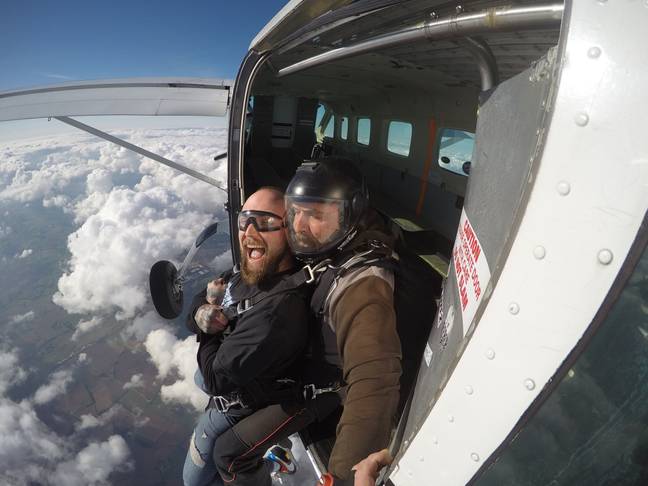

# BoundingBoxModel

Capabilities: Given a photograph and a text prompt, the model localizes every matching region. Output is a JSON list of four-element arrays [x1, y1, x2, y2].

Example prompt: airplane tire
[[149, 260, 183, 319]]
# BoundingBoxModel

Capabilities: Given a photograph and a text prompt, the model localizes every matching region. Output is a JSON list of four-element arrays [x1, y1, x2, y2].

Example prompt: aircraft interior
[[238, 0, 562, 473]]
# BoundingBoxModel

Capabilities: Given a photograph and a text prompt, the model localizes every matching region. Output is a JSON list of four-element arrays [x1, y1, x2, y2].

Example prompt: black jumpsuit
[[186, 269, 319, 486]]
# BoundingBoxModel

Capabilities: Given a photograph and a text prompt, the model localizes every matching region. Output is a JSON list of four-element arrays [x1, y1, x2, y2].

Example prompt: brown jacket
[[325, 265, 402, 479]]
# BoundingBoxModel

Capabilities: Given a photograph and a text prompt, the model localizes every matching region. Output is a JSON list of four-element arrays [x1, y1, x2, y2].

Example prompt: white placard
[[452, 209, 491, 335]]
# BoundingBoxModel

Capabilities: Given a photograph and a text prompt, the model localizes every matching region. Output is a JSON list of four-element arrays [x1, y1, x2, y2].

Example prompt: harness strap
[[310, 240, 399, 316], [236, 259, 331, 314]]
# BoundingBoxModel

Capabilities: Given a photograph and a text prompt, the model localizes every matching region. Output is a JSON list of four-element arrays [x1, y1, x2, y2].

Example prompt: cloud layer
[[2, 128, 228, 319], [0, 348, 131, 485], [0, 127, 228, 482]]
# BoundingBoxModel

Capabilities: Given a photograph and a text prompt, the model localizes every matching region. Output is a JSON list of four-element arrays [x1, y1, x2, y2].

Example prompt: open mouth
[[245, 244, 266, 261]]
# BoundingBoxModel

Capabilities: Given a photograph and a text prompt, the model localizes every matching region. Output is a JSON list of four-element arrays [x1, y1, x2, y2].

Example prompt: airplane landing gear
[[149, 260, 183, 319], [149, 222, 220, 320]]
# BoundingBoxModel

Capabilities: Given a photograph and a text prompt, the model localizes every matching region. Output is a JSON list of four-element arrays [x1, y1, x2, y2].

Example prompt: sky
[[0, 0, 288, 141], [1, 0, 287, 90]]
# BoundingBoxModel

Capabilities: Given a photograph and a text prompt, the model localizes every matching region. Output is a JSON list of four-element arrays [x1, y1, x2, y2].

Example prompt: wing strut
[[55, 116, 226, 192]]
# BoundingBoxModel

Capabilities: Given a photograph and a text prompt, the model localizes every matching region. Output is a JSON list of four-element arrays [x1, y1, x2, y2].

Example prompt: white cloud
[[2, 127, 227, 421], [0, 129, 231, 319], [75, 405, 123, 432], [0, 348, 27, 394], [15, 249, 33, 259], [71, 316, 103, 341], [121, 310, 170, 342], [52, 435, 131, 486], [53, 187, 215, 319], [2, 129, 228, 320], [76, 414, 101, 431], [144, 329, 207, 411], [0, 398, 66, 485], [210, 248, 233, 273], [0, 364, 130, 486], [8, 311, 35, 324], [33, 369, 74, 405], [123, 374, 144, 390]]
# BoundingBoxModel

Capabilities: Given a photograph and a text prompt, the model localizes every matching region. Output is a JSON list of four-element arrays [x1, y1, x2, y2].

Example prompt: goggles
[[237, 210, 284, 232]]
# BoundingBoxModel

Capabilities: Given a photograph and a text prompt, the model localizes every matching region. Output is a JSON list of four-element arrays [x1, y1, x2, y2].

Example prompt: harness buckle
[[302, 259, 331, 284], [212, 394, 244, 413], [303, 383, 342, 401], [303, 265, 317, 284], [236, 299, 252, 315]]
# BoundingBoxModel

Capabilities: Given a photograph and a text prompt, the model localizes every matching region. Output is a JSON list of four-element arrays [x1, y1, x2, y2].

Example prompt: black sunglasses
[[237, 210, 285, 232]]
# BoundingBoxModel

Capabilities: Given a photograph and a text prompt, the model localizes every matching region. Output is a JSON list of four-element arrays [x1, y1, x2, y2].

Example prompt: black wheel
[[149, 260, 183, 319]]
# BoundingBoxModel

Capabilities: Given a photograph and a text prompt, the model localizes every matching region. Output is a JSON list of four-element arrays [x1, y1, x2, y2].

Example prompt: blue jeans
[[183, 370, 252, 486], [183, 407, 251, 486]]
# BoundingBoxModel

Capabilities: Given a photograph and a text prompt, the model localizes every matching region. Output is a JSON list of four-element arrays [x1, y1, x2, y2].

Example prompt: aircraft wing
[[0, 77, 232, 122]]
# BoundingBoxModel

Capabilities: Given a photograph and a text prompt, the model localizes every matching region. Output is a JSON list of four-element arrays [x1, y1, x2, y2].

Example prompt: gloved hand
[[194, 303, 228, 334]]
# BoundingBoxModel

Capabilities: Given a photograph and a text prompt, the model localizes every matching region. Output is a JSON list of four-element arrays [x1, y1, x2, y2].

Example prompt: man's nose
[[243, 221, 260, 238], [293, 212, 307, 232]]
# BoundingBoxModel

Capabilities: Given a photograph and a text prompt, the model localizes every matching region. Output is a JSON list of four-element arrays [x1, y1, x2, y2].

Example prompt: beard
[[240, 237, 289, 286], [292, 231, 323, 252]]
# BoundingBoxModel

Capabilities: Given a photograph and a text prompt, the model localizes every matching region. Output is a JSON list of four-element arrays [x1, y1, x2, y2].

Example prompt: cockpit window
[[387, 121, 413, 157], [437, 128, 475, 176]]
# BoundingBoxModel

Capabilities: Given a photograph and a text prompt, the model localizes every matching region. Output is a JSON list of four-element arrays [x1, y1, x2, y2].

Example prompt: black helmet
[[285, 158, 369, 259]]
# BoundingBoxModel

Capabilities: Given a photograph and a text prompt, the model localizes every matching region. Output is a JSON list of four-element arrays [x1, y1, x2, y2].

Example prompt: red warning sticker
[[452, 209, 491, 335]]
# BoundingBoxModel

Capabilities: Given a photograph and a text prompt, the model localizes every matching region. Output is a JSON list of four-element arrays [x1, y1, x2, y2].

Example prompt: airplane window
[[324, 115, 335, 139], [475, 245, 648, 485], [340, 117, 349, 140], [387, 121, 412, 156], [437, 128, 475, 176], [315, 103, 334, 142], [315, 103, 326, 129], [357, 117, 371, 146]]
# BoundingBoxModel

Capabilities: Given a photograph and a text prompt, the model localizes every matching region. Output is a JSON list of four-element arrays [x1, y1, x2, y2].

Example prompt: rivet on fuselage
[[433, 436, 439, 445], [448, 415, 455, 423], [509, 302, 520, 315], [587, 46, 602, 59], [485, 348, 496, 360], [471, 453, 480, 462], [524, 378, 536, 390], [575, 113, 590, 127], [533, 246, 546, 260], [598, 249, 613, 265], [557, 181, 571, 196], [465, 385, 474, 395]]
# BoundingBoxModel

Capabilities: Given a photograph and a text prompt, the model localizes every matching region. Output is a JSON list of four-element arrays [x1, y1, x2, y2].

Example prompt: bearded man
[[182, 187, 311, 486]]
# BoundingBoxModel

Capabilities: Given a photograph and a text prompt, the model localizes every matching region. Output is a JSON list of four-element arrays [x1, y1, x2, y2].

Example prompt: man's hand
[[195, 304, 228, 334], [351, 449, 393, 486], [206, 278, 227, 305]]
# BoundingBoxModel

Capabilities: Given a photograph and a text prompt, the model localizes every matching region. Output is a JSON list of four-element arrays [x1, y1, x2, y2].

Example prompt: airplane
[[1, 1, 647, 485]]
